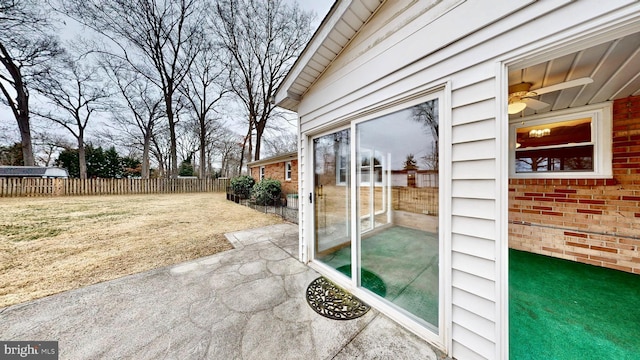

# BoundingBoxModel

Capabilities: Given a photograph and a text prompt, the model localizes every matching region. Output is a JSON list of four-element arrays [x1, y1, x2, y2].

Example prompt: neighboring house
[[0, 166, 69, 179], [248, 151, 298, 195], [275, 1, 640, 359]]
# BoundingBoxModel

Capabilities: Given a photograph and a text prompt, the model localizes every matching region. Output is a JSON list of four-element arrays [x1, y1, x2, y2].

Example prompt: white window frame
[[285, 161, 292, 181], [336, 153, 349, 185], [358, 149, 384, 186], [509, 102, 612, 179], [259, 166, 265, 180]]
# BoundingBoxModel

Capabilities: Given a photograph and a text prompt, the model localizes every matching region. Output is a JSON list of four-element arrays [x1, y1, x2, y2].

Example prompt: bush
[[252, 178, 281, 206], [230, 175, 255, 198]]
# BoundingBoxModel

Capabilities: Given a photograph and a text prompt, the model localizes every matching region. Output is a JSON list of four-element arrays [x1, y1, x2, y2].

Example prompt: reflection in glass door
[[356, 99, 440, 332], [313, 129, 351, 274], [312, 98, 441, 334]]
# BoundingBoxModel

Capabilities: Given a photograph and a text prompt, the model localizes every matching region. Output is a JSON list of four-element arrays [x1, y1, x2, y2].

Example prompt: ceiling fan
[[508, 77, 593, 114]]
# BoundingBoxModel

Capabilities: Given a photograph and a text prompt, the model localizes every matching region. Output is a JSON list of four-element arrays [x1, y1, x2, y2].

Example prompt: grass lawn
[[0, 193, 283, 308]]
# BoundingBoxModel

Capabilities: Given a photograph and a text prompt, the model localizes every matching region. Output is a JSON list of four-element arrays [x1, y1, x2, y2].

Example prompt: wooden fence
[[0, 178, 230, 197]]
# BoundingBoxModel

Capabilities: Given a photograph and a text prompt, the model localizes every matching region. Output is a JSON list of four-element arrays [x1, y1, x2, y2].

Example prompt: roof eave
[[275, 0, 383, 112]]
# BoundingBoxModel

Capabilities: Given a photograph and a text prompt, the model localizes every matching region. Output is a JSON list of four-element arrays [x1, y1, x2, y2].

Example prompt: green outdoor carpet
[[510, 249, 640, 360], [319, 226, 439, 326], [336, 265, 387, 297]]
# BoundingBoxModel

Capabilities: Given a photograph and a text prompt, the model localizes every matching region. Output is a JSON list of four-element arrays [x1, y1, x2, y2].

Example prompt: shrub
[[252, 178, 281, 206], [230, 175, 255, 198]]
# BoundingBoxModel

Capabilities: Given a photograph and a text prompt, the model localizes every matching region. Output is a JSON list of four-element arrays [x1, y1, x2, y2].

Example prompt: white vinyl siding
[[291, 0, 640, 358]]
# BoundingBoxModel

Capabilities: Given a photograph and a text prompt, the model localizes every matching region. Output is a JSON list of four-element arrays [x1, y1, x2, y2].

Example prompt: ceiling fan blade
[[522, 98, 550, 110], [531, 77, 593, 96]]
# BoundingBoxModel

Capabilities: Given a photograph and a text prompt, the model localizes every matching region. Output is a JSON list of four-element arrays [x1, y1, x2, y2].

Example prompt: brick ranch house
[[247, 151, 298, 196], [509, 95, 640, 274]]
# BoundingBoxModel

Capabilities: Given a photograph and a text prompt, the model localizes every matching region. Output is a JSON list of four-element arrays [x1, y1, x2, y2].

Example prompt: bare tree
[[213, 127, 243, 178], [212, 0, 313, 168], [61, 0, 207, 178], [262, 131, 297, 157], [179, 39, 227, 178], [0, 0, 64, 165], [150, 122, 171, 178], [34, 56, 110, 179], [32, 130, 72, 166], [104, 59, 163, 179]]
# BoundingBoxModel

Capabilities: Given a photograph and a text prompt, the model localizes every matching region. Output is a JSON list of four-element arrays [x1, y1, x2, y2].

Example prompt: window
[[509, 103, 612, 178], [285, 161, 292, 181], [336, 154, 349, 185], [259, 166, 265, 180], [359, 150, 383, 185]]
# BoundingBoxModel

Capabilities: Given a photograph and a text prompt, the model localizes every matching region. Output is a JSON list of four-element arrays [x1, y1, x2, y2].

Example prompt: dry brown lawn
[[0, 193, 283, 308]]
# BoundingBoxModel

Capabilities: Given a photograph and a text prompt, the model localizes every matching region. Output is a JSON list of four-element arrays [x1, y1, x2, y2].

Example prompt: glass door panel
[[313, 129, 351, 274], [356, 99, 440, 332]]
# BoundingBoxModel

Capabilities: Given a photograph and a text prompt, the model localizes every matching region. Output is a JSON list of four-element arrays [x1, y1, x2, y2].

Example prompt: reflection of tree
[[313, 129, 349, 179], [564, 157, 592, 170], [413, 100, 438, 172], [403, 154, 418, 170], [422, 143, 438, 171], [361, 156, 381, 167], [517, 157, 546, 172], [412, 100, 438, 142]]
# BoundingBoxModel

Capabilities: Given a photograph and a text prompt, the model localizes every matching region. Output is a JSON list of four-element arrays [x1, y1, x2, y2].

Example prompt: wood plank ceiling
[[509, 31, 640, 118]]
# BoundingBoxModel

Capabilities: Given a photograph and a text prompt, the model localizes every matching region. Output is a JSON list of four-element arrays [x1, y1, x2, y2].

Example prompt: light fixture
[[508, 100, 527, 114], [508, 82, 531, 114], [529, 128, 550, 138]]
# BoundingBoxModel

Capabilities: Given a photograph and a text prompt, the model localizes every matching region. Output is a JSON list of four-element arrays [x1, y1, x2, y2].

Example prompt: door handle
[[309, 192, 313, 203]]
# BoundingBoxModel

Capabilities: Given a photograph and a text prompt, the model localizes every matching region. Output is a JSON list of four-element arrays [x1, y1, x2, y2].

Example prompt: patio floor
[[0, 223, 445, 359], [510, 249, 640, 359]]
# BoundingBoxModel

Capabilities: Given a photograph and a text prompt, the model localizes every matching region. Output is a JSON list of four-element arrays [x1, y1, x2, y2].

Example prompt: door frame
[[303, 85, 450, 351]]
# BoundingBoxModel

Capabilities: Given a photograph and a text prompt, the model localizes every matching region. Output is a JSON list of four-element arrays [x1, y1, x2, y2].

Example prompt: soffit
[[275, 0, 384, 111]]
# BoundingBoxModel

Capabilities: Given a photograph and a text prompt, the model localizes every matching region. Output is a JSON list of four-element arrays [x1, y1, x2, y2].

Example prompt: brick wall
[[250, 160, 298, 195], [509, 96, 640, 274]]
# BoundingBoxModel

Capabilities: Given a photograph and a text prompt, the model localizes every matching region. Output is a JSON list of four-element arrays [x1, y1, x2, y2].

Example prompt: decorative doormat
[[305, 277, 370, 320]]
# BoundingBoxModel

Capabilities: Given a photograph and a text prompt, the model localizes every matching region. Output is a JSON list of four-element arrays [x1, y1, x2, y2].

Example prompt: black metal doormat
[[305, 276, 370, 320]]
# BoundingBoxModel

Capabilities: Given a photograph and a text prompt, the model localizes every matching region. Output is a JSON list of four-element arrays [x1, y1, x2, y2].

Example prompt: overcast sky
[[1, 0, 335, 148]]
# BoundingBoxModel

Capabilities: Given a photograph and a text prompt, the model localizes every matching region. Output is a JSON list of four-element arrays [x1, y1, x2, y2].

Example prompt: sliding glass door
[[356, 99, 440, 332], [312, 95, 442, 334], [313, 129, 351, 274]]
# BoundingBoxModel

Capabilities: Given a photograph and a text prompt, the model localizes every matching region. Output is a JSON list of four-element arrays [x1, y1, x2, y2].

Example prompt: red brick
[[533, 206, 553, 211], [605, 264, 633, 272], [577, 209, 603, 215], [542, 247, 563, 254], [564, 231, 587, 238], [545, 193, 568, 198], [578, 199, 606, 205], [524, 192, 544, 197], [555, 198, 578, 203], [566, 241, 589, 248], [577, 257, 602, 266], [554, 189, 577, 194], [590, 255, 617, 263], [590, 245, 618, 253]]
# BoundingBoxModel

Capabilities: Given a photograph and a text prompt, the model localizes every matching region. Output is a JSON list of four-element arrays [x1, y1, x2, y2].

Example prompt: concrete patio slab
[[0, 223, 445, 359]]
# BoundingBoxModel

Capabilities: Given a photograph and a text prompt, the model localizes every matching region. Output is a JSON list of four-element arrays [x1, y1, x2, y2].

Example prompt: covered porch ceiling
[[508, 31, 640, 118]]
